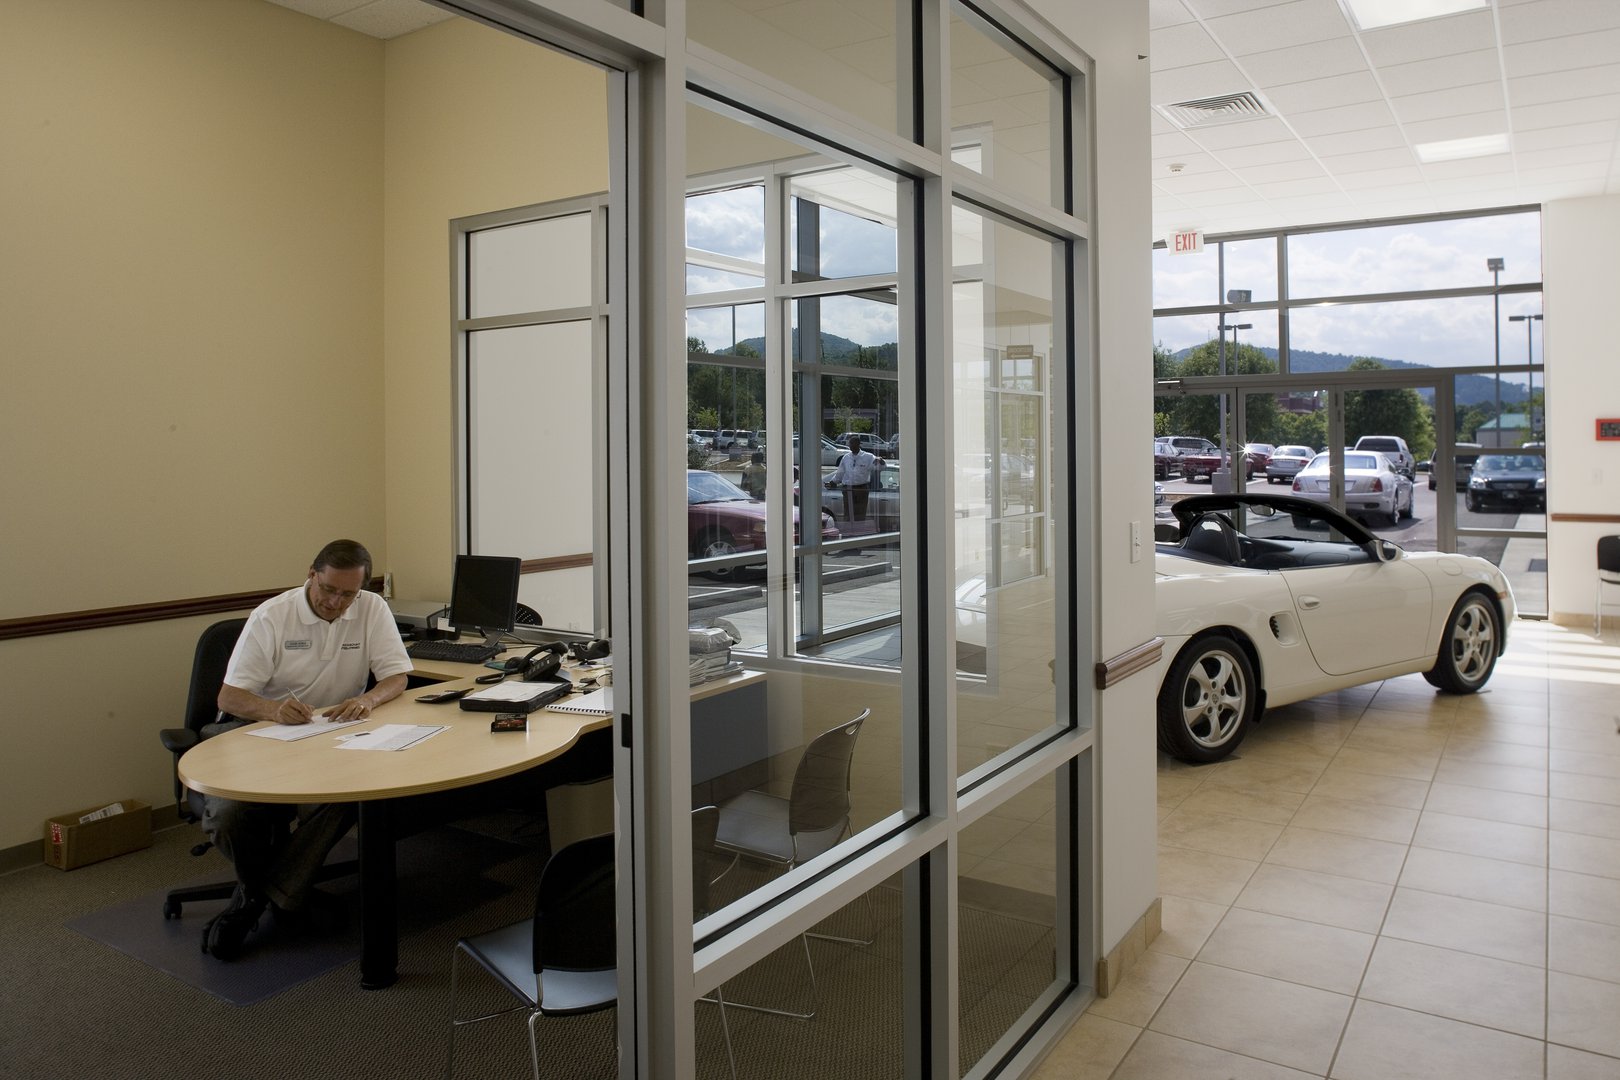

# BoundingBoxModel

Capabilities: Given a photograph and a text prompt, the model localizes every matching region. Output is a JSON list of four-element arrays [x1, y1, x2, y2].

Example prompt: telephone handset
[[503, 647, 562, 682]]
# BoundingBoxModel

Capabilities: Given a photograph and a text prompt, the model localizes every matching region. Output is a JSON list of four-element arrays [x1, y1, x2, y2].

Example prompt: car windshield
[[1276, 446, 1312, 457], [1477, 455, 1542, 471], [687, 471, 752, 504]]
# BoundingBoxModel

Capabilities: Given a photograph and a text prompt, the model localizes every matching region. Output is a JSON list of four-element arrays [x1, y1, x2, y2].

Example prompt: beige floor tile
[[1551, 830, 1620, 879], [1330, 1000, 1543, 1080], [1172, 783, 1306, 826], [1433, 757, 1548, 796], [1340, 724, 1448, 756], [1197, 907, 1374, 995], [1157, 772, 1205, 811], [1149, 962, 1352, 1075], [1381, 886, 1546, 967], [1290, 794, 1420, 844], [1160, 809, 1285, 862], [1442, 736, 1551, 769], [1157, 845, 1260, 907], [1552, 748, 1620, 780], [1149, 895, 1227, 960], [1449, 714, 1550, 747], [1229, 736, 1339, 770], [1330, 745, 1440, 782], [1550, 771, 1620, 807], [1084, 949, 1189, 1028], [1352, 707, 1454, 734], [1309, 766, 1430, 810], [1399, 847, 1547, 911], [1549, 914, 1620, 985], [1359, 937, 1545, 1038], [1234, 863, 1393, 934], [1551, 797, 1620, 840], [1550, 869, 1620, 927], [1546, 706, 1620, 734], [1549, 972, 1620, 1058], [1424, 780, 1548, 828], [1264, 826, 1408, 885], [1546, 1043, 1620, 1080], [1413, 810, 1548, 866], [1029, 1012, 1139, 1080], [1550, 726, 1620, 756], [1111, 1030, 1322, 1080], [1204, 756, 1327, 795]]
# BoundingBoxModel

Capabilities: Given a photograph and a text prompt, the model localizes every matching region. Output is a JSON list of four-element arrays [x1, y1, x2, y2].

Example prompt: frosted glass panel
[[470, 213, 593, 317]]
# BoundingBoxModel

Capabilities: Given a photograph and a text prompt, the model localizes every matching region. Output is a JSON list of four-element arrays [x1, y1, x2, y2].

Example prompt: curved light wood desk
[[179, 654, 610, 989]]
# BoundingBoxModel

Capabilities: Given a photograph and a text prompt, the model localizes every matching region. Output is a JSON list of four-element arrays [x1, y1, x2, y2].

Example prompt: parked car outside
[[1466, 452, 1546, 513], [1243, 443, 1275, 474], [687, 469, 840, 578], [1151, 492, 1513, 763], [1264, 445, 1316, 485], [1154, 441, 1179, 480], [1428, 443, 1482, 490], [792, 433, 850, 467], [801, 462, 902, 533], [1352, 435, 1416, 478], [690, 429, 716, 448], [1290, 451, 1413, 525], [1160, 435, 1218, 458], [1181, 447, 1260, 482]]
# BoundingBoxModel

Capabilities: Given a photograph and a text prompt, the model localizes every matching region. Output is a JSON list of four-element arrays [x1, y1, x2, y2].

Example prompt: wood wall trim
[[1095, 637, 1165, 690], [1549, 513, 1620, 524], [0, 557, 591, 641]]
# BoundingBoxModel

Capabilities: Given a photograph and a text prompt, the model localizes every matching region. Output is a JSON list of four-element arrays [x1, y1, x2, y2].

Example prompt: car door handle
[[1298, 595, 1321, 609]]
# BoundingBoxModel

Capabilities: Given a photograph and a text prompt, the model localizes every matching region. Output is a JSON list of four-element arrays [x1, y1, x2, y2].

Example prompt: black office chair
[[514, 602, 543, 626], [157, 618, 249, 918], [157, 617, 357, 920], [445, 833, 621, 1080], [1598, 535, 1620, 635]]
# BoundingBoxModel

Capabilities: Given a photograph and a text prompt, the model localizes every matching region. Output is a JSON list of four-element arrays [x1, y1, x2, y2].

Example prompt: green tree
[[1342, 357, 1433, 460], [1167, 339, 1279, 444]]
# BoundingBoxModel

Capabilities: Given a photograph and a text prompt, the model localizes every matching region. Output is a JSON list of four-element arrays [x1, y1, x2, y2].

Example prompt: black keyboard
[[407, 639, 501, 664]]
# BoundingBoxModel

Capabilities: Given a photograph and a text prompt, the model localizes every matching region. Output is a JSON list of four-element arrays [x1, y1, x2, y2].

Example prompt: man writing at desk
[[200, 539, 412, 961]]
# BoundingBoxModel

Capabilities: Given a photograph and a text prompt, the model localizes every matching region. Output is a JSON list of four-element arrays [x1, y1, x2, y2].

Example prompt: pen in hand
[[280, 689, 314, 725]]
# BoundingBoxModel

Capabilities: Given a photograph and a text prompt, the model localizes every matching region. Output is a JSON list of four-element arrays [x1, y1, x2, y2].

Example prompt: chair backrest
[[788, 710, 870, 837], [1600, 535, 1620, 575], [514, 602, 543, 626], [1181, 516, 1238, 564], [534, 832, 616, 975], [185, 618, 247, 736], [692, 805, 722, 918]]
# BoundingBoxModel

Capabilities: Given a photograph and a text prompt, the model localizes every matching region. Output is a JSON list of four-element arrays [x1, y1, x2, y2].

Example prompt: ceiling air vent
[[1158, 91, 1271, 130]]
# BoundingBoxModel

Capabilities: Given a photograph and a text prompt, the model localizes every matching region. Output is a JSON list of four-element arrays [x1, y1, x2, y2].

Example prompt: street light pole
[[1509, 312, 1543, 439], [1488, 257, 1504, 446]]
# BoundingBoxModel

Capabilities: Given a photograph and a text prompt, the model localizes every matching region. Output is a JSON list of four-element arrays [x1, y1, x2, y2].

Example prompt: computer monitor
[[447, 554, 522, 648]]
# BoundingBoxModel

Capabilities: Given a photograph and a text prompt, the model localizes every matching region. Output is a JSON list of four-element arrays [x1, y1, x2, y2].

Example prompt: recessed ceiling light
[[1414, 133, 1510, 163], [1341, 0, 1487, 31]]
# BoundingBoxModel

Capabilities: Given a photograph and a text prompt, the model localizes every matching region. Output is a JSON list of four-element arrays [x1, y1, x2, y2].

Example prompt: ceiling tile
[[1231, 158, 1328, 183], [1262, 70, 1383, 112], [1517, 142, 1617, 168], [1504, 28, 1620, 75], [1402, 110, 1510, 143], [1217, 138, 1317, 164], [1153, 130, 1210, 156], [1376, 49, 1502, 98], [1150, 0, 1199, 29], [1513, 119, 1619, 151], [1513, 94, 1620, 130], [1333, 165, 1427, 188], [1151, 153, 1230, 176], [1499, 0, 1620, 43], [1421, 154, 1513, 179], [1359, 10, 1497, 66], [1178, 186, 1269, 207], [1151, 59, 1253, 104], [1319, 146, 1419, 173], [1184, 116, 1297, 148], [1186, 0, 1304, 18], [1288, 99, 1398, 136], [1239, 36, 1369, 85], [1518, 161, 1611, 184], [329, 0, 452, 38], [1150, 21, 1229, 69], [1304, 125, 1409, 155], [1391, 82, 1505, 124], [1254, 176, 1343, 199], [1207, 0, 1354, 55], [1158, 169, 1251, 192], [1508, 65, 1620, 108]]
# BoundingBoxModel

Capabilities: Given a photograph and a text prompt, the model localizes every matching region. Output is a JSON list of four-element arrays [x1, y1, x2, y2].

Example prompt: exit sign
[[1170, 229, 1203, 255]]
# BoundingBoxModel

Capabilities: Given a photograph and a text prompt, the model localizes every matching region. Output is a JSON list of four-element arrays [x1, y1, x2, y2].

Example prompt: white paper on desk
[[246, 718, 367, 741], [547, 686, 613, 716], [335, 724, 447, 751]]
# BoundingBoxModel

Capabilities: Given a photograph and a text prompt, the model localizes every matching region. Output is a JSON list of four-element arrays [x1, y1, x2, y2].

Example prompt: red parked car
[[687, 469, 840, 578]]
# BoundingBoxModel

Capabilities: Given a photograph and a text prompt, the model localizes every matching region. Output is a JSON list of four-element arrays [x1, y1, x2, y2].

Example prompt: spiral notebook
[[547, 686, 614, 716]]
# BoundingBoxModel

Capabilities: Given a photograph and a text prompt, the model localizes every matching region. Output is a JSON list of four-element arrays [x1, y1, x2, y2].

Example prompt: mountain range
[[1173, 346, 1529, 409]]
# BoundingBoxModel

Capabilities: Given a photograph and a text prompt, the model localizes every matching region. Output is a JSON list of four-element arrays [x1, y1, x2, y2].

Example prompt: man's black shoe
[[201, 886, 266, 961], [272, 887, 348, 934]]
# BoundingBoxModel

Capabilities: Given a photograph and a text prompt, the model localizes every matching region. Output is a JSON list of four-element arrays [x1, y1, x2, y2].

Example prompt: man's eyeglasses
[[313, 581, 361, 602]]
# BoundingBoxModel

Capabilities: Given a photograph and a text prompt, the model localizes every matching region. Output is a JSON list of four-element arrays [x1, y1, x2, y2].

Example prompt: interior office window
[[952, 202, 1064, 781], [950, 3, 1065, 210], [686, 0, 903, 137], [686, 185, 765, 295], [457, 202, 604, 632]]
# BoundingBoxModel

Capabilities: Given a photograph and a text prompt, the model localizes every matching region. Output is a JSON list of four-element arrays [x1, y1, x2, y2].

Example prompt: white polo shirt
[[223, 585, 412, 711]]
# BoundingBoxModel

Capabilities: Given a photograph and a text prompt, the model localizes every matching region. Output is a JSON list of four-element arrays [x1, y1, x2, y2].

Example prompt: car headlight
[[1469, 476, 1486, 488], [1535, 477, 1546, 489]]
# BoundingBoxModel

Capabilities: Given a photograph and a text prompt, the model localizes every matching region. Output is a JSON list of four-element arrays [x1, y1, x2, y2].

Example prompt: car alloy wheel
[[1423, 591, 1499, 693], [1157, 633, 1255, 763], [697, 530, 738, 579]]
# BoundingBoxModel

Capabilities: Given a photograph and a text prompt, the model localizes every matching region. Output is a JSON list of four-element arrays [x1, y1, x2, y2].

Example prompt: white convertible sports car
[[1154, 493, 1514, 763]]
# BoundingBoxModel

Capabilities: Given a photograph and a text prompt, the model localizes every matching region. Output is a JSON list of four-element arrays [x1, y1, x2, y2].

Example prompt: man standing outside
[[200, 539, 412, 960], [825, 434, 881, 526]]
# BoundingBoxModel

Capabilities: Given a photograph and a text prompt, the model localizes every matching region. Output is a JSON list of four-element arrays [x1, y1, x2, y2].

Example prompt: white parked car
[[1263, 444, 1315, 485], [1153, 493, 1514, 763], [1290, 451, 1413, 526]]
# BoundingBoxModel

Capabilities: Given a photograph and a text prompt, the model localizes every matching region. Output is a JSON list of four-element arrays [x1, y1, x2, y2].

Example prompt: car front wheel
[[1157, 634, 1256, 763], [1423, 591, 1500, 693], [695, 529, 738, 579]]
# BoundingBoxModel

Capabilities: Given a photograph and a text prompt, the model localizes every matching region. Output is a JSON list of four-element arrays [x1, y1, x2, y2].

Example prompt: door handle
[[1298, 595, 1321, 609]]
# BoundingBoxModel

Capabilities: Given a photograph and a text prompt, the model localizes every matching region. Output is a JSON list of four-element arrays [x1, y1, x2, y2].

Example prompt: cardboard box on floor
[[43, 799, 152, 870]]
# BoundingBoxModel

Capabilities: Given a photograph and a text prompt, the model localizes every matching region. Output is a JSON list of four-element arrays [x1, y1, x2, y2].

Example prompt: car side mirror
[[1369, 539, 1401, 562]]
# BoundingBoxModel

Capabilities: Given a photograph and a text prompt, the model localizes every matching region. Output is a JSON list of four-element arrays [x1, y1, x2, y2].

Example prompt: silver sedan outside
[[1289, 451, 1413, 526], [1264, 444, 1315, 485]]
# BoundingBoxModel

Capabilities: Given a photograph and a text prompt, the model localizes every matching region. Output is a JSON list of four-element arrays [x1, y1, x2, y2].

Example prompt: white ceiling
[[266, 0, 1620, 243]]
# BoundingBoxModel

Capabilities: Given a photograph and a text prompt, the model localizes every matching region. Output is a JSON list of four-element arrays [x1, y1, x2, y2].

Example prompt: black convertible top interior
[[1161, 512, 1374, 571]]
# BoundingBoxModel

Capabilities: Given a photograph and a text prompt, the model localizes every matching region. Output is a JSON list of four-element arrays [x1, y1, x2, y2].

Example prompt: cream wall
[[1542, 195, 1620, 626], [0, 0, 385, 849]]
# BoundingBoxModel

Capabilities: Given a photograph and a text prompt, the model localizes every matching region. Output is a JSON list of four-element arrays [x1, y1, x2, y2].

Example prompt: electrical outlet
[[1130, 520, 1142, 563], [382, 571, 393, 599]]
